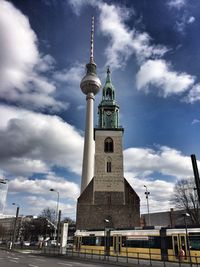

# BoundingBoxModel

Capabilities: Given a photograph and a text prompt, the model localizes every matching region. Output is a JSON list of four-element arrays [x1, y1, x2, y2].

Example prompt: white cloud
[[191, 119, 200, 125], [9, 174, 79, 200], [136, 59, 195, 96], [188, 16, 195, 24], [167, 0, 186, 9], [125, 174, 174, 213], [124, 146, 193, 179], [19, 195, 76, 217], [175, 15, 196, 34], [69, 1, 167, 69], [54, 63, 84, 84], [54, 63, 85, 101], [98, 2, 167, 69], [68, 0, 97, 15], [0, 0, 64, 111], [124, 145, 195, 213], [184, 83, 200, 103], [6, 173, 79, 217], [0, 105, 83, 176]]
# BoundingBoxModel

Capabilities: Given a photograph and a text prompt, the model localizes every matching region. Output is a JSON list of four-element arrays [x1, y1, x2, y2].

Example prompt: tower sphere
[[80, 64, 101, 95]]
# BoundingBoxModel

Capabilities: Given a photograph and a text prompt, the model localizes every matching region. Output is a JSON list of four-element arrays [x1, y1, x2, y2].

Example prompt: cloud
[[53, 63, 85, 101], [9, 174, 79, 199], [184, 83, 200, 103], [17, 195, 76, 217], [6, 172, 79, 216], [124, 146, 193, 179], [69, 1, 167, 69], [0, 105, 83, 176], [68, 0, 198, 103], [125, 174, 174, 213], [175, 15, 196, 34], [191, 119, 200, 125], [0, 0, 64, 111], [124, 145, 195, 213], [68, 0, 97, 15], [167, 0, 186, 9], [98, 2, 167, 69], [188, 16, 195, 24], [136, 59, 195, 96]]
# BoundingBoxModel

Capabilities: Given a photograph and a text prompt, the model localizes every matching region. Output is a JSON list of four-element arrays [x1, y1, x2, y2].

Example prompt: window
[[107, 161, 111, 172], [106, 88, 112, 100], [104, 138, 113, 152]]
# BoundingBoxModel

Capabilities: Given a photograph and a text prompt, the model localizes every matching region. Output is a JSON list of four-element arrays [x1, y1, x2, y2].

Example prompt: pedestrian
[[179, 247, 185, 261]]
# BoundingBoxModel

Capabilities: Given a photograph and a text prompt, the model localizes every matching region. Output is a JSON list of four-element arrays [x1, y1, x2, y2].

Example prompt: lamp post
[[182, 213, 192, 267], [144, 185, 150, 226], [104, 219, 110, 257], [11, 203, 20, 249], [50, 189, 60, 242]]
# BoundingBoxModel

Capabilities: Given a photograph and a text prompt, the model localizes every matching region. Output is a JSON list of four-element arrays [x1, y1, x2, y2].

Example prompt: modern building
[[0, 215, 22, 242], [141, 208, 199, 228], [0, 179, 8, 215], [76, 18, 140, 230]]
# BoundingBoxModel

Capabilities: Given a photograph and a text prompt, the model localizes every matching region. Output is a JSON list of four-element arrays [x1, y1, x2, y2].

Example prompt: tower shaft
[[80, 17, 101, 193], [81, 93, 95, 193]]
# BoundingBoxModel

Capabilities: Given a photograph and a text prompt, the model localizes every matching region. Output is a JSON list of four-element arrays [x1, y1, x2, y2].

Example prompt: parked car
[[23, 241, 30, 246]]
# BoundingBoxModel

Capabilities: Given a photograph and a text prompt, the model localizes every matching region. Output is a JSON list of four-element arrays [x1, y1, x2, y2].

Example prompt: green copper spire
[[102, 67, 115, 102], [98, 67, 120, 129]]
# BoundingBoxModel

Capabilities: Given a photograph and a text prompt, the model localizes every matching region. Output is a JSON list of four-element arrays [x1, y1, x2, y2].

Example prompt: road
[[0, 249, 128, 267]]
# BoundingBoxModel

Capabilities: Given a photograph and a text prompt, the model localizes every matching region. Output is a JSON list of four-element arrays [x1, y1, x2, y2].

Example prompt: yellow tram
[[74, 227, 200, 263]]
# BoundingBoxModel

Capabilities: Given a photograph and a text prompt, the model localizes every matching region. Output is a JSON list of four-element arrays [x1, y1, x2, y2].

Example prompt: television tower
[[80, 17, 101, 193]]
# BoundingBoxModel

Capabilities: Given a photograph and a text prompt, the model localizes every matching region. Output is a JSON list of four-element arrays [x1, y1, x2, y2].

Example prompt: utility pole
[[191, 154, 200, 205]]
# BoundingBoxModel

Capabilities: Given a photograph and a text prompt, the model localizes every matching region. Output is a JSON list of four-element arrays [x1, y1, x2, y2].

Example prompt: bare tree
[[172, 178, 200, 224], [62, 217, 76, 225], [39, 207, 56, 224]]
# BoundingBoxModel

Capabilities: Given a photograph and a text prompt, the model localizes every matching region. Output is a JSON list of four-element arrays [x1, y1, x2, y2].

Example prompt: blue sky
[[0, 0, 200, 219]]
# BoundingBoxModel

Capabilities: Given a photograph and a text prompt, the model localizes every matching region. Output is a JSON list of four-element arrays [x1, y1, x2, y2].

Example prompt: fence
[[42, 246, 200, 267]]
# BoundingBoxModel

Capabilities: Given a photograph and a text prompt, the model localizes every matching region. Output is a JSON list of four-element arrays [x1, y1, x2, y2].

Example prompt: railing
[[42, 246, 200, 267]]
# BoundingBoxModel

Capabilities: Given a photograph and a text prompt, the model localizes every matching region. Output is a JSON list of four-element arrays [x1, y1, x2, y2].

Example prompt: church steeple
[[98, 67, 120, 129]]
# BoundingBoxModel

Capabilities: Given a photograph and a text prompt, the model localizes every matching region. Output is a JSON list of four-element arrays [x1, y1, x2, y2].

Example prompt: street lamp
[[182, 213, 192, 267], [104, 218, 110, 256], [49, 188, 60, 242], [144, 185, 151, 226], [11, 203, 20, 249]]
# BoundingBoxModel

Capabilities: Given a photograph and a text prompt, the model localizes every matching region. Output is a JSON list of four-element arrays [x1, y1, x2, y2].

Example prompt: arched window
[[106, 88, 112, 100], [107, 161, 112, 172], [104, 137, 113, 153]]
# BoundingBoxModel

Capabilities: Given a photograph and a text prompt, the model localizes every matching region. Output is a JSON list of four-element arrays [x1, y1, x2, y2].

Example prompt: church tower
[[76, 65, 140, 230]]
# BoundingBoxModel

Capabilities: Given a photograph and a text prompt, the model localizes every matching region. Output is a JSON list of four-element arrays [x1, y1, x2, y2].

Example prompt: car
[[30, 241, 38, 246], [23, 241, 30, 246]]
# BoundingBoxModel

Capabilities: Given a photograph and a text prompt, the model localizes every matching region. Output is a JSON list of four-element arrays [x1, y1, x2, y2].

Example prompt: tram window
[[165, 236, 173, 249], [89, 235, 96, 245], [122, 236, 126, 247], [96, 237, 102, 246], [82, 237, 89, 245], [125, 236, 161, 248], [189, 235, 200, 250], [82, 236, 96, 245], [111, 237, 113, 246]]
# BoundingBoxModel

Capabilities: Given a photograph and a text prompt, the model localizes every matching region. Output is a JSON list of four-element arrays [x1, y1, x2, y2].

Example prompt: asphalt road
[[0, 249, 128, 267]]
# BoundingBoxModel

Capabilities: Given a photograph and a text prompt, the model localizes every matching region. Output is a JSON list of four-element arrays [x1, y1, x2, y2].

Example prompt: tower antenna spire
[[90, 16, 94, 63]]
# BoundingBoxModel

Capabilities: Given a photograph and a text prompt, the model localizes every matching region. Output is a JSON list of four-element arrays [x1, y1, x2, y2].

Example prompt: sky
[[0, 0, 200, 220]]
